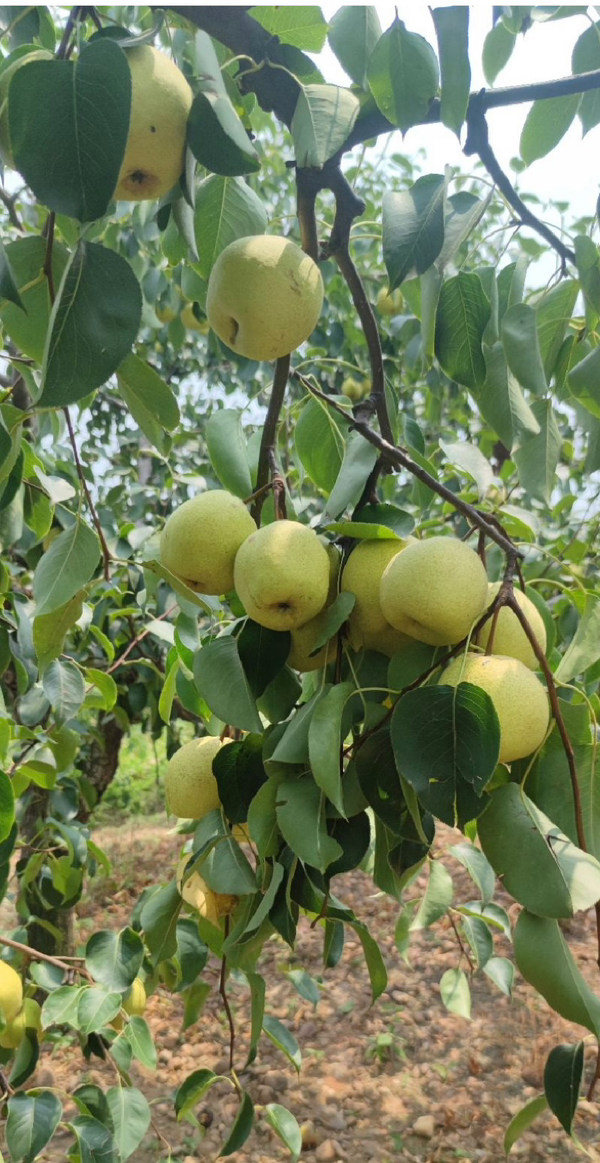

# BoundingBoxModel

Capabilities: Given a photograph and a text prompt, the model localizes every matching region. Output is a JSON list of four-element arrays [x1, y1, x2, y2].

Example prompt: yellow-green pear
[[287, 543, 341, 671], [160, 490, 256, 595], [177, 857, 238, 925], [123, 977, 146, 1017], [361, 626, 414, 658], [380, 536, 488, 646], [341, 538, 413, 649], [116, 46, 193, 201], [206, 235, 324, 361], [0, 48, 53, 166], [376, 287, 404, 317], [181, 302, 209, 334], [441, 653, 550, 763], [0, 998, 41, 1049], [341, 376, 370, 403], [0, 959, 22, 1027], [164, 736, 224, 819], [234, 520, 330, 631], [477, 583, 547, 670]]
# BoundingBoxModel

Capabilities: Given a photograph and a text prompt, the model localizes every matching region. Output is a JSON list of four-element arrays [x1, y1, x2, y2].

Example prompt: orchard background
[[0, 4, 600, 1162]]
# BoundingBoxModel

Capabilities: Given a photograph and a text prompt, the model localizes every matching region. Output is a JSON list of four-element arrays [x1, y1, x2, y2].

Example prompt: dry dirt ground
[[3, 820, 600, 1163]]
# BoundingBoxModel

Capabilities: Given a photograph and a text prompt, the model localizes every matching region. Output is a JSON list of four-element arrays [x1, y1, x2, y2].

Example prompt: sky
[[320, 4, 598, 226]]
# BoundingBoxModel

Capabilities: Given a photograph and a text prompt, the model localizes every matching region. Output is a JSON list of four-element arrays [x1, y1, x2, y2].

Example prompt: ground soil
[[3, 819, 600, 1163]]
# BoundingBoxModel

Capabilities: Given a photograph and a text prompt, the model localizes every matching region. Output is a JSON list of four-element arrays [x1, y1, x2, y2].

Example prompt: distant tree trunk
[[79, 713, 125, 822]]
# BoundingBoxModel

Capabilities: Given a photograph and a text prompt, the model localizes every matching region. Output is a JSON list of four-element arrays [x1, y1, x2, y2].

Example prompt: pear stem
[[251, 354, 290, 525]]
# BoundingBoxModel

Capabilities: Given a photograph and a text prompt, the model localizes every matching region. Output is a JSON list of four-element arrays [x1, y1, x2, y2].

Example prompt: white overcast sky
[[320, 4, 597, 223]]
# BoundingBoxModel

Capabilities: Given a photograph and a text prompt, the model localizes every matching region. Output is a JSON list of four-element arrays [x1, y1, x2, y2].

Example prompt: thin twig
[[64, 407, 112, 580], [219, 932, 240, 1089], [296, 169, 320, 263], [587, 1044, 600, 1102], [294, 371, 521, 558], [107, 605, 176, 675], [0, 186, 24, 231], [251, 354, 290, 525], [56, 5, 80, 58], [0, 933, 91, 978], [43, 212, 56, 303], [448, 910, 475, 972]]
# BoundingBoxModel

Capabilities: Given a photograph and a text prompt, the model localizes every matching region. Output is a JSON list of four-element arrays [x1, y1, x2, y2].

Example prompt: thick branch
[[251, 354, 290, 525], [294, 372, 521, 558], [331, 247, 393, 445]]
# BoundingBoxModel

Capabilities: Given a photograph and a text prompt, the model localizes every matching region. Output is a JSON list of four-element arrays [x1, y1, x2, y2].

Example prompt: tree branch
[[251, 354, 290, 525], [0, 933, 91, 978], [293, 371, 521, 558]]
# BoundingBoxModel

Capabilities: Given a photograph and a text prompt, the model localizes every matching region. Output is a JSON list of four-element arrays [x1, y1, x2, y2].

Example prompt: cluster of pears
[[0, 959, 41, 1049]]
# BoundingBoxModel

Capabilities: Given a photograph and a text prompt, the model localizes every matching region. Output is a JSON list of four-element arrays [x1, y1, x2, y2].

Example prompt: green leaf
[[85, 668, 118, 712], [33, 592, 84, 672], [439, 440, 493, 499], [197, 819, 257, 896], [263, 1015, 302, 1072], [123, 1015, 157, 1070], [514, 910, 600, 1037], [382, 173, 446, 290], [42, 659, 85, 724], [391, 684, 500, 827], [219, 1091, 254, 1157], [478, 341, 540, 450], [194, 636, 262, 733], [513, 399, 562, 505], [544, 1042, 584, 1136], [556, 594, 600, 683], [41, 984, 84, 1029], [328, 6, 382, 88], [572, 22, 600, 134], [194, 175, 268, 280], [520, 94, 581, 165], [175, 918, 208, 991], [213, 734, 267, 824], [355, 729, 406, 834], [0, 236, 68, 361], [291, 84, 360, 168], [353, 503, 415, 538], [175, 1069, 224, 1125], [306, 591, 355, 655], [479, 784, 600, 918], [568, 345, 600, 420], [252, 5, 327, 50], [276, 776, 343, 872], [536, 279, 578, 381], [482, 22, 516, 85], [437, 192, 491, 274], [9, 1029, 39, 1090], [187, 33, 260, 177], [245, 971, 266, 1065], [10, 39, 131, 220], [0, 240, 24, 310], [449, 842, 495, 905], [206, 409, 253, 499], [117, 354, 180, 453], [33, 520, 100, 618], [247, 778, 282, 860], [439, 967, 471, 1018], [325, 429, 378, 518], [308, 681, 354, 815], [295, 397, 347, 494], [501, 303, 548, 395], [69, 1116, 119, 1163], [105, 1087, 151, 1161], [39, 241, 142, 407], [0, 770, 15, 844], [483, 955, 515, 997], [85, 927, 144, 992], [140, 880, 182, 964], [349, 921, 388, 1001], [504, 1095, 548, 1155], [367, 17, 439, 132], [432, 7, 470, 135], [265, 1104, 302, 1162], [6, 1092, 62, 1163], [237, 620, 290, 700], [574, 235, 600, 318], [77, 986, 122, 1035], [410, 858, 453, 929], [435, 272, 491, 388]]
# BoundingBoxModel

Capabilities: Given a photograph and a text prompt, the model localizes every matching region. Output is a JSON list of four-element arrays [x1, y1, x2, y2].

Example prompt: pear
[[341, 538, 413, 649], [0, 959, 22, 1026], [234, 520, 330, 631], [360, 626, 414, 658], [181, 302, 209, 334], [177, 857, 238, 925], [164, 736, 224, 819], [376, 287, 404, 317], [441, 653, 550, 763], [0, 998, 42, 1049], [380, 536, 488, 646], [116, 46, 193, 201], [0, 48, 53, 166], [206, 235, 324, 361], [341, 376, 370, 403], [287, 543, 341, 671], [160, 490, 256, 595], [111, 978, 146, 1031], [477, 583, 547, 670]]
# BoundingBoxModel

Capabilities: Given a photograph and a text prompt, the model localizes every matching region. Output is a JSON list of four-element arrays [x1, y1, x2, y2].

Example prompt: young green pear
[[441, 653, 550, 763], [477, 583, 547, 669], [164, 736, 224, 819], [234, 520, 330, 631], [116, 46, 193, 201], [160, 490, 256, 595], [380, 536, 488, 645], [341, 538, 413, 649], [206, 235, 324, 361]]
